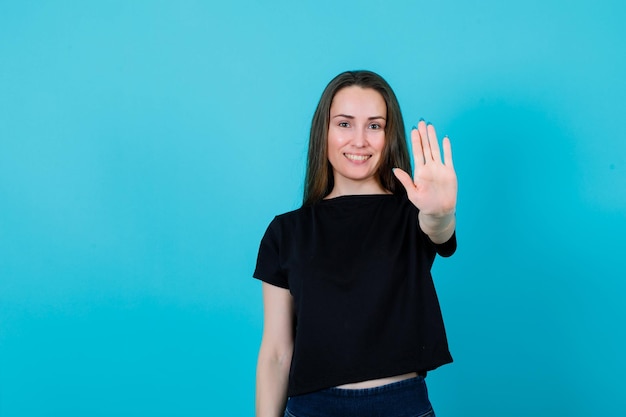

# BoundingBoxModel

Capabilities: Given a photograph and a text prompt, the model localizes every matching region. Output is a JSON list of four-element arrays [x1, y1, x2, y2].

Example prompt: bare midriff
[[335, 372, 418, 389]]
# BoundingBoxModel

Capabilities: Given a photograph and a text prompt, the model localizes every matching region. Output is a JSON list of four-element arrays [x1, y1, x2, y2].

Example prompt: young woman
[[254, 70, 457, 417]]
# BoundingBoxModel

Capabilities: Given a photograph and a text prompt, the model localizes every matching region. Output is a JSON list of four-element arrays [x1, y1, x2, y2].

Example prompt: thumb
[[392, 168, 415, 192]]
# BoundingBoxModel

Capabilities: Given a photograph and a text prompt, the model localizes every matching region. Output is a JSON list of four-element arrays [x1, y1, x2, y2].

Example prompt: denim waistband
[[286, 376, 433, 417]]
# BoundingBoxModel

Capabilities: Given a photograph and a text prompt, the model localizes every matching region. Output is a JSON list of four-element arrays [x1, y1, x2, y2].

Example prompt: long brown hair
[[302, 70, 412, 206]]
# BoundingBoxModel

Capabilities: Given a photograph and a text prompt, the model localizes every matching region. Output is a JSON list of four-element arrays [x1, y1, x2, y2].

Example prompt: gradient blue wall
[[1, 1, 624, 415]]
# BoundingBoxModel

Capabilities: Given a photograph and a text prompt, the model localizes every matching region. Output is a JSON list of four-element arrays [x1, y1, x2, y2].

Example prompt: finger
[[411, 126, 425, 170], [427, 123, 442, 164], [417, 120, 432, 161], [392, 167, 415, 193], [442, 136, 454, 168]]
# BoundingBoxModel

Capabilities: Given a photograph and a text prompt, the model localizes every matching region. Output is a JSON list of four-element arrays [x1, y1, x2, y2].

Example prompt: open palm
[[393, 120, 457, 216]]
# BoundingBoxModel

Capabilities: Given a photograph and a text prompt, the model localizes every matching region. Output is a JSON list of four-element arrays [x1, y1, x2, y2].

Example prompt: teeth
[[345, 154, 370, 161]]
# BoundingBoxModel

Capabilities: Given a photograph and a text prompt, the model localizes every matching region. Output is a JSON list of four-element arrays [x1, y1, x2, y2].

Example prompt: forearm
[[418, 211, 456, 244], [256, 343, 292, 417]]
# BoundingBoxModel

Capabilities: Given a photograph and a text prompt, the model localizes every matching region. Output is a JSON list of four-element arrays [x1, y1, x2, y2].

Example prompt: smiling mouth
[[344, 153, 371, 161]]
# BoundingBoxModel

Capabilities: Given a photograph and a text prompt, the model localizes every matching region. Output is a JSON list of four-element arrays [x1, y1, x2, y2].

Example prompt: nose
[[353, 127, 368, 147]]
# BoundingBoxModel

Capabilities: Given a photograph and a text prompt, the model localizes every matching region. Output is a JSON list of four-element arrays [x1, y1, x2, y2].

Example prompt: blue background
[[1, 1, 624, 415]]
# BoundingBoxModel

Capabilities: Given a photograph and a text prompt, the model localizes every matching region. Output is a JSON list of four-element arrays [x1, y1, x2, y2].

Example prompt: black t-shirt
[[254, 193, 456, 397]]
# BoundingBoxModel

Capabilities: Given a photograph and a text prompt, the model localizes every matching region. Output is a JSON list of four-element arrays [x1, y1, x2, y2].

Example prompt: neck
[[325, 179, 389, 199]]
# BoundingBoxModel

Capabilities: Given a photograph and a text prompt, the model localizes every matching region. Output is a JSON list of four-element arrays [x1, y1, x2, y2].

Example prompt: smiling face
[[326, 86, 388, 197]]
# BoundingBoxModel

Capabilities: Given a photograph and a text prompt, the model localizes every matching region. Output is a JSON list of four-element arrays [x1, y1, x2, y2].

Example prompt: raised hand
[[393, 120, 457, 242]]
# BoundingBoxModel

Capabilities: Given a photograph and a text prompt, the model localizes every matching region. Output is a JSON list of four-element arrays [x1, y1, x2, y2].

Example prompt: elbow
[[258, 337, 294, 371]]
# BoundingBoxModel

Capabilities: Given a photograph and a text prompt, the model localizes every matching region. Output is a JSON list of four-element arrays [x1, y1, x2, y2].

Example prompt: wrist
[[418, 211, 456, 244]]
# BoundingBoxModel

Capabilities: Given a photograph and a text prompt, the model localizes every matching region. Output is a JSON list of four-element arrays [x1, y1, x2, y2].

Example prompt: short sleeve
[[253, 218, 290, 289], [433, 231, 457, 258]]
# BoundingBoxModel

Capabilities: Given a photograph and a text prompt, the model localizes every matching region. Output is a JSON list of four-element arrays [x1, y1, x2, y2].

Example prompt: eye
[[369, 123, 383, 130], [338, 121, 350, 128]]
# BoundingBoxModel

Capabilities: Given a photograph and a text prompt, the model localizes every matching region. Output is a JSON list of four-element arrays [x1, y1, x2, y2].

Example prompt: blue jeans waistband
[[285, 376, 434, 417]]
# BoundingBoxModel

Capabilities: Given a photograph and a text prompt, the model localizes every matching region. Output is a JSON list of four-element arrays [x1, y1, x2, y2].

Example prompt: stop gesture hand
[[393, 120, 457, 243]]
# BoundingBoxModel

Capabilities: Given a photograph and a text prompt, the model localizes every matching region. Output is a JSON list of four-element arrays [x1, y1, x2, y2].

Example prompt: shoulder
[[262, 205, 313, 237], [275, 205, 310, 220], [272, 204, 312, 224]]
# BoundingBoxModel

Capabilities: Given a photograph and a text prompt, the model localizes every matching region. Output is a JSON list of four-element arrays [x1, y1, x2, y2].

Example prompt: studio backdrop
[[1, 1, 624, 416]]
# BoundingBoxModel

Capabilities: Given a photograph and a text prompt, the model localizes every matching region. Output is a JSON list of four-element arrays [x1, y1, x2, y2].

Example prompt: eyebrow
[[331, 114, 386, 120]]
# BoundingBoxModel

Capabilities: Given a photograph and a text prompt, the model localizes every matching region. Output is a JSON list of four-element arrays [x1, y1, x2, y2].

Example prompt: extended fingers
[[427, 123, 442, 163], [442, 136, 454, 168], [415, 120, 446, 164], [417, 121, 430, 161], [411, 127, 425, 167]]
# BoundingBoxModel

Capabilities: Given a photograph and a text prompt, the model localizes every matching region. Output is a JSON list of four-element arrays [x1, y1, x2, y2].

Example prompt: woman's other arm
[[256, 282, 294, 417]]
